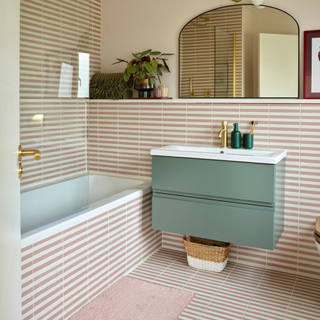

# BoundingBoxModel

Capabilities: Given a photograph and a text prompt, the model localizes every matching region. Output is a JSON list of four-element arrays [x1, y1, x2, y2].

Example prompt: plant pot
[[134, 79, 155, 97]]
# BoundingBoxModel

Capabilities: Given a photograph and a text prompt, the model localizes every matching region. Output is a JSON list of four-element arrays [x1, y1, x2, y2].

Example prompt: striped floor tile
[[128, 248, 320, 320]]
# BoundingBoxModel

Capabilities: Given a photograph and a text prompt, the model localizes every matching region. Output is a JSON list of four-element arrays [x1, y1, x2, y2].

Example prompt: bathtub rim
[[21, 170, 151, 193], [21, 177, 152, 248]]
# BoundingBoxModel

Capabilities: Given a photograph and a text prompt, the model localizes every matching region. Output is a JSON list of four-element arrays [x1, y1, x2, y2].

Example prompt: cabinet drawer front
[[152, 194, 275, 250], [152, 156, 275, 205]]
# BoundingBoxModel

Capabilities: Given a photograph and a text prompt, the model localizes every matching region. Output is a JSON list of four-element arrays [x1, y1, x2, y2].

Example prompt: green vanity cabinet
[[151, 155, 286, 250], [152, 156, 275, 206]]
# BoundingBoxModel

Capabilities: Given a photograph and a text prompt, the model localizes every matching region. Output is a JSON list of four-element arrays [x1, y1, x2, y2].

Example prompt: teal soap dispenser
[[231, 123, 241, 149]]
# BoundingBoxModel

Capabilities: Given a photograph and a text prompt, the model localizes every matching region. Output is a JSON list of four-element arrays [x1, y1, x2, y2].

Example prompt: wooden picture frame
[[304, 30, 320, 99]]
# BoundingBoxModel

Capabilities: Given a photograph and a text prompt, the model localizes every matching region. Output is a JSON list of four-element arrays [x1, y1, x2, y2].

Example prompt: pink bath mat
[[70, 276, 195, 320]]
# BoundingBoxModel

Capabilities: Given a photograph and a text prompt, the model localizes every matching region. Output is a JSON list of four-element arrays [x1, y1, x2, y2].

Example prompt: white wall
[[0, 0, 21, 319], [101, 0, 320, 98], [259, 34, 299, 97], [242, 6, 298, 96]]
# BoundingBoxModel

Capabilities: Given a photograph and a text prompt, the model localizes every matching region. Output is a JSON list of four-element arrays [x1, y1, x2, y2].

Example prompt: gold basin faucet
[[218, 121, 228, 148]]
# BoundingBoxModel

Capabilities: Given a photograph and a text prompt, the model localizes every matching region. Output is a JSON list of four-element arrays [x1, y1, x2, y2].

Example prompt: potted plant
[[112, 49, 173, 97]]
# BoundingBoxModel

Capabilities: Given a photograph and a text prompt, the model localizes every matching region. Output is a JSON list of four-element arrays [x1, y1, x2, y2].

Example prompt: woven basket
[[183, 235, 232, 272]]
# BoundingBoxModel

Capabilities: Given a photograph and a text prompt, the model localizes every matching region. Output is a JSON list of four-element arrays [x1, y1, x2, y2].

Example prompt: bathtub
[[21, 174, 160, 320], [21, 174, 151, 248]]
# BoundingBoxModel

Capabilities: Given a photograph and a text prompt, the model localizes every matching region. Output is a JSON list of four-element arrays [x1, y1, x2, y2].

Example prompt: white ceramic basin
[[150, 145, 286, 164]]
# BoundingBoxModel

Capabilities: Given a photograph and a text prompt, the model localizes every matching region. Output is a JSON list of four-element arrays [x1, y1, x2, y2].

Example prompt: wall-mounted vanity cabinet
[[151, 145, 286, 250]]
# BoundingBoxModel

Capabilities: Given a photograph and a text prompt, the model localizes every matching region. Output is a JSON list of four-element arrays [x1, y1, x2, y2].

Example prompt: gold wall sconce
[[190, 16, 210, 27]]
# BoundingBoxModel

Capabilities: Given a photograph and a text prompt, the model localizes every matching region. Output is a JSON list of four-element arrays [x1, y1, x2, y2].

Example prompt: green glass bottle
[[231, 123, 241, 149]]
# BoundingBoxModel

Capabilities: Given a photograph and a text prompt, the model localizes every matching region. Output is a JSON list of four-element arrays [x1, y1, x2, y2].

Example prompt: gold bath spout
[[19, 145, 41, 161]]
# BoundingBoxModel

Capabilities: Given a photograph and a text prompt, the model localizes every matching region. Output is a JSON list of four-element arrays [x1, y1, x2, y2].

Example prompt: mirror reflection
[[179, 5, 299, 98]]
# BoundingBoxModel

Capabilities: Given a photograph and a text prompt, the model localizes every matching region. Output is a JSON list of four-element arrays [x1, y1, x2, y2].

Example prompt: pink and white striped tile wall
[[180, 6, 242, 98], [88, 101, 320, 279], [19, 3, 320, 317], [21, 192, 161, 320], [20, 0, 101, 187]]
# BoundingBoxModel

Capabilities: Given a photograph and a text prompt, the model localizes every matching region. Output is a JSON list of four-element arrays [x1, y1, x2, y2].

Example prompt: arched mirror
[[179, 5, 299, 98]]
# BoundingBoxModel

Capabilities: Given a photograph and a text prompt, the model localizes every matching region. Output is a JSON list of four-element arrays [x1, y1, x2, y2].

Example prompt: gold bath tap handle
[[19, 145, 41, 161], [18, 163, 23, 179]]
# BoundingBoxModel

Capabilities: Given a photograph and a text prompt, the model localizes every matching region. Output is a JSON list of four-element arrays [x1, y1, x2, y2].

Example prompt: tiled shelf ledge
[[90, 98, 320, 104]]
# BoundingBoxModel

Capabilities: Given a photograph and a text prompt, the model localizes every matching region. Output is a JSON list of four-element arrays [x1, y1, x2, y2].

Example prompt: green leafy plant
[[112, 49, 173, 84]]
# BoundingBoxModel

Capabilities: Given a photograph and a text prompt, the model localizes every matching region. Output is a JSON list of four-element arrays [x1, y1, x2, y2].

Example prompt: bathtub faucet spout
[[19, 145, 41, 161]]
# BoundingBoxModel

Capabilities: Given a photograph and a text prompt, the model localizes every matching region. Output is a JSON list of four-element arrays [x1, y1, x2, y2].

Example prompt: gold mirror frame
[[179, 5, 300, 99]]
